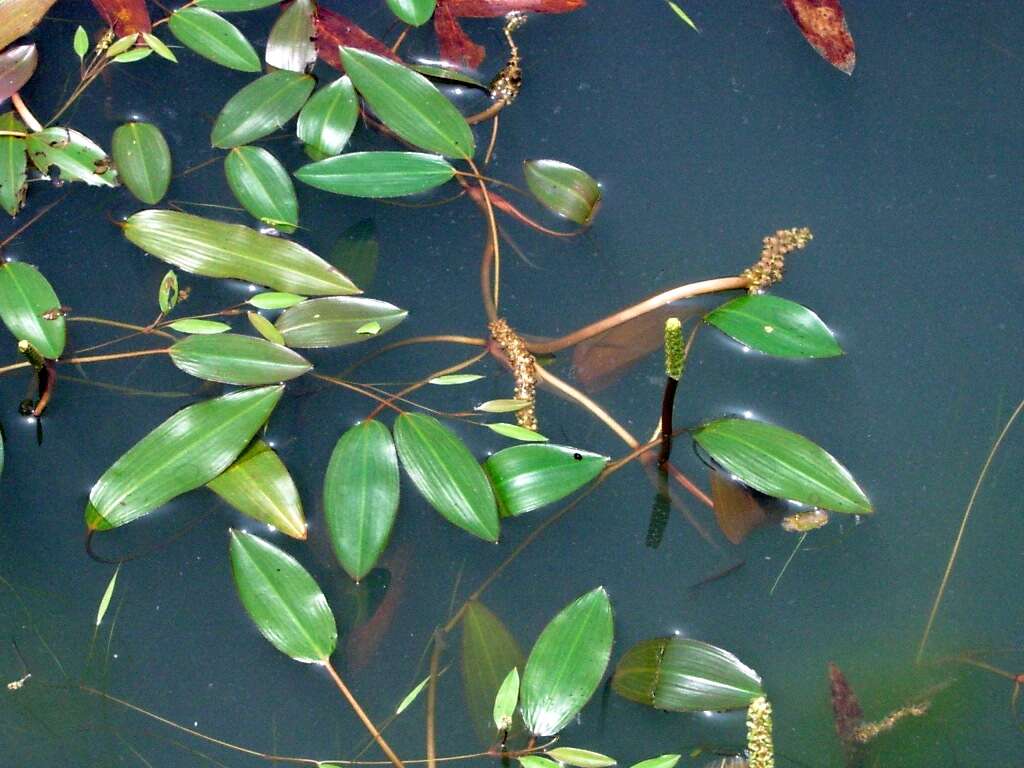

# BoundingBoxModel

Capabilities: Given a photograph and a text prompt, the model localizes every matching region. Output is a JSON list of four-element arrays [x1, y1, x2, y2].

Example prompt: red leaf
[[90, 0, 152, 35], [434, 0, 485, 69], [448, 0, 586, 17], [783, 0, 856, 75], [710, 470, 768, 545], [828, 662, 864, 746], [314, 7, 399, 71]]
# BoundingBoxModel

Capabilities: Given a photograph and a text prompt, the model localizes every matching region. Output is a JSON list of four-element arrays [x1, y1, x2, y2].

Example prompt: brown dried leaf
[[0, 0, 57, 49], [783, 0, 855, 75], [448, 0, 585, 17]]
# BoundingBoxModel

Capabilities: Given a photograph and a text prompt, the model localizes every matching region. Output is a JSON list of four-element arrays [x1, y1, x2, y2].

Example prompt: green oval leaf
[[523, 159, 601, 225], [123, 209, 359, 296], [0, 112, 27, 217], [484, 444, 607, 518], [386, 0, 436, 26], [475, 399, 530, 413], [158, 270, 179, 314], [0, 43, 37, 104], [248, 310, 284, 344], [27, 127, 117, 187], [297, 76, 358, 157], [265, 0, 315, 72], [73, 26, 89, 59], [692, 417, 872, 514], [168, 7, 260, 72], [493, 667, 520, 731], [211, 70, 314, 148], [208, 440, 306, 539], [248, 291, 306, 310], [168, 318, 231, 334], [111, 122, 171, 205], [629, 756, 681, 768], [225, 146, 298, 233], [275, 296, 407, 348], [520, 759, 560, 768], [705, 294, 843, 358], [196, 0, 279, 10], [324, 421, 399, 581], [340, 47, 475, 159], [295, 151, 455, 198], [611, 637, 763, 712], [485, 423, 548, 443], [547, 748, 617, 768], [169, 332, 312, 385], [112, 47, 153, 63], [520, 586, 614, 736], [86, 386, 284, 530], [229, 529, 336, 662], [142, 32, 178, 62], [0, 261, 65, 358], [462, 601, 525, 744], [429, 374, 482, 385], [394, 413, 499, 541]]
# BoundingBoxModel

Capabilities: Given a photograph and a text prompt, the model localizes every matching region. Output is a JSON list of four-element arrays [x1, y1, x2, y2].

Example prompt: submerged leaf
[[208, 440, 306, 539], [523, 159, 600, 225], [229, 530, 336, 662], [86, 386, 284, 530], [265, 0, 316, 73], [705, 294, 842, 358], [0, 112, 27, 216], [27, 127, 117, 187], [324, 421, 400, 581], [297, 76, 359, 157], [295, 151, 456, 198], [94, 565, 120, 627], [211, 70, 314, 148], [168, 7, 261, 72], [123, 209, 358, 296], [484, 444, 606, 517], [462, 601, 525, 744], [328, 218, 378, 289], [169, 332, 312, 385], [783, 0, 856, 74], [612, 637, 763, 712], [112, 122, 171, 205], [314, 7, 399, 70], [394, 413, 499, 541], [0, 44, 37, 105], [446, 0, 585, 15], [0, 261, 66, 358], [275, 296, 407, 348], [433, 0, 484, 69], [709, 470, 767, 545], [693, 418, 872, 515], [520, 586, 613, 736], [90, 0, 151, 34], [225, 145, 298, 232]]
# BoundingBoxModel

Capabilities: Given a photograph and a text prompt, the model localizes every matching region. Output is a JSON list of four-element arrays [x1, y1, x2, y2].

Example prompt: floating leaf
[[475, 399, 530, 413], [86, 386, 284, 530], [158, 270, 179, 314], [295, 151, 456, 198], [523, 159, 600, 225], [112, 46, 153, 63], [225, 146, 298, 233], [265, 0, 316, 72], [520, 586, 613, 736], [211, 70, 314, 147], [111, 122, 171, 205], [0, 261, 66, 358], [123, 210, 359, 296], [387, 0, 436, 26], [409, 63, 487, 89], [547, 748, 617, 768], [0, 0, 57, 50], [0, 112, 27, 217], [462, 601, 525, 744], [229, 529, 336, 662], [296, 76, 358, 157], [612, 637, 763, 712], [208, 440, 306, 538], [783, 0, 855, 75], [629, 756, 681, 768], [484, 444, 607, 518], [27, 127, 117, 187], [340, 47, 475, 159], [248, 311, 285, 344], [248, 291, 305, 310], [395, 675, 431, 715], [692, 418, 872, 514], [394, 413, 499, 541], [275, 296, 406, 348], [104, 34, 139, 59], [485, 423, 548, 443], [705, 295, 842, 358], [142, 32, 178, 62], [168, 318, 231, 334], [196, 0, 279, 10], [73, 25, 89, 59], [314, 7, 399, 70], [328, 218, 378, 289], [493, 667, 519, 731], [429, 373, 482, 385], [91, 0, 151, 35], [94, 565, 120, 627], [0, 44, 37, 105], [168, 7, 261, 72], [324, 421, 400, 581], [169, 332, 312, 385]]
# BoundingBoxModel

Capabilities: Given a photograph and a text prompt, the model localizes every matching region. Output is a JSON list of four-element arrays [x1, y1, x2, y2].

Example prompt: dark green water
[[2, 2, 1022, 766]]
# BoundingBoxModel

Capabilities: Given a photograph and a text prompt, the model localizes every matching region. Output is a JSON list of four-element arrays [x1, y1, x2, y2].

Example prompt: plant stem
[[465, 159, 501, 313], [324, 661, 406, 768], [312, 373, 405, 414], [657, 376, 678, 467], [425, 633, 444, 768], [365, 351, 488, 421], [916, 396, 1024, 663], [526, 275, 748, 355], [11, 93, 42, 132]]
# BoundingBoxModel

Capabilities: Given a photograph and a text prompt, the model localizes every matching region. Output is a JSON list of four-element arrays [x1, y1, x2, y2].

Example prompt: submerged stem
[[324, 661, 406, 768]]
